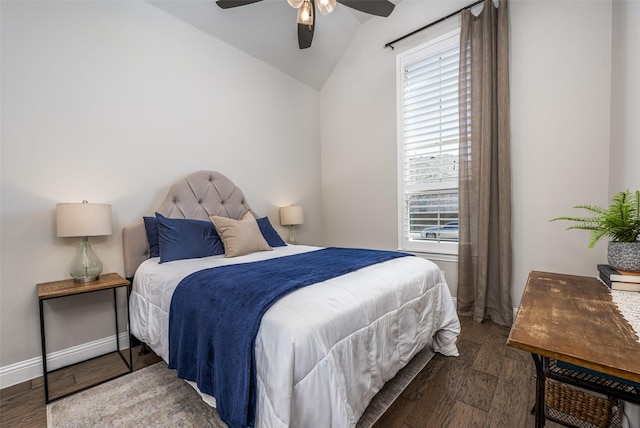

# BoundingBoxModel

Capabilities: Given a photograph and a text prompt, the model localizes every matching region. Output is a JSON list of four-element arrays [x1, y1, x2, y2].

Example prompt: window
[[397, 30, 460, 255]]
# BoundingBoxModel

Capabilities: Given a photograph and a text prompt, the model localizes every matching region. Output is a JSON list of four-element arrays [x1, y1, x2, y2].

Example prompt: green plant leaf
[[550, 189, 640, 247]]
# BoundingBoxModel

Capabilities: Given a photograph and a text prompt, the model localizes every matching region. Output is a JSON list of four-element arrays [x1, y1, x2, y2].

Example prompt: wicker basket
[[545, 379, 615, 428]]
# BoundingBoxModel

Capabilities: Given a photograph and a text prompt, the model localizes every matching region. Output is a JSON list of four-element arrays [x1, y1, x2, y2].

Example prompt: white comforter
[[129, 245, 460, 428]]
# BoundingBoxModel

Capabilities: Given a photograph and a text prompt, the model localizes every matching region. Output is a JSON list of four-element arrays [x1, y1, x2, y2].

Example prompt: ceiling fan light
[[297, 0, 314, 25], [317, 0, 336, 15], [287, 0, 304, 8]]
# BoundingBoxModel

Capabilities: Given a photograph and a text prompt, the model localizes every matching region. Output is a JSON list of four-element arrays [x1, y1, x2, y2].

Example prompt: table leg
[[126, 286, 133, 370], [113, 288, 120, 353], [531, 353, 545, 428], [113, 286, 133, 372], [39, 299, 50, 403]]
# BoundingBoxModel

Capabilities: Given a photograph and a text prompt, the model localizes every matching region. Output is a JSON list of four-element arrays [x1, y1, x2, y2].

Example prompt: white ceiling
[[149, 0, 399, 90]]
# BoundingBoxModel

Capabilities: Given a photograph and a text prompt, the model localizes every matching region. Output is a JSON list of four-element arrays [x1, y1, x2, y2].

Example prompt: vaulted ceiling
[[149, 0, 401, 90]]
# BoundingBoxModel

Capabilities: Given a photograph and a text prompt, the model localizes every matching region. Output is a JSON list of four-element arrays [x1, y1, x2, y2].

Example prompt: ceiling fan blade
[[216, 0, 263, 9], [297, 0, 315, 49], [337, 0, 395, 17]]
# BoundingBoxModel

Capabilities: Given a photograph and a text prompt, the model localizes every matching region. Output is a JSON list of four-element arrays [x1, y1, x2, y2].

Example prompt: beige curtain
[[457, 0, 513, 326]]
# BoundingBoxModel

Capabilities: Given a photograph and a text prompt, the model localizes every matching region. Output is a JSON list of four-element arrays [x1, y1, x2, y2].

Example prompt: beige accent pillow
[[209, 212, 272, 258]]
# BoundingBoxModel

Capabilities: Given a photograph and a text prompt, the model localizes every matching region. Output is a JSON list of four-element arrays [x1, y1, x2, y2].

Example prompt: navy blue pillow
[[156, 213, 225, 263], [143, 216, 160, 258], [256, 217, 287, 247]]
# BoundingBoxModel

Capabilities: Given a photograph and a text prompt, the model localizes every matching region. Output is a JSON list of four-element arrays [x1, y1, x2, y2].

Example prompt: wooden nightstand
[[37, 272, 133, 403]]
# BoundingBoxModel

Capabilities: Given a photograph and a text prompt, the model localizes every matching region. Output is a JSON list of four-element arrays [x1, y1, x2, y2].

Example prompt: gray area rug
[[47, 347, 435, 427]]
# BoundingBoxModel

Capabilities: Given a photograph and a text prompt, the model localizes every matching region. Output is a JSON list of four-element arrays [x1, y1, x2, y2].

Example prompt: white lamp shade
[[280, 205, 304, 226], [57, 202, 113, 237]]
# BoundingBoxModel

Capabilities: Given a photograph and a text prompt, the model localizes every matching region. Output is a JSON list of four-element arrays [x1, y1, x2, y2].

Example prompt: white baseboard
[[0, 333, 129, 390]]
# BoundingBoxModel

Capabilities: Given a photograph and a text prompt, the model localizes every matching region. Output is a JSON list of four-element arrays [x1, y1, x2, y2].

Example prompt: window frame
[[396, 29, 461, 257]]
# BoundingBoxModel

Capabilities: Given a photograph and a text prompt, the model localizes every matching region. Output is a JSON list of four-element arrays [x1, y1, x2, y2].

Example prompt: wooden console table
[[507, 271, 640, 427]]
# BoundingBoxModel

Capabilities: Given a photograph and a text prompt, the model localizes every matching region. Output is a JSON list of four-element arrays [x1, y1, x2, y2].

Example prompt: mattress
[[129, 245, 460, 428]]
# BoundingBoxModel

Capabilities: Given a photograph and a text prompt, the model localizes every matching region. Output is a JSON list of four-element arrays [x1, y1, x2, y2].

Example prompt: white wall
[[511, 0, 612, 291], [319, 0, 613, 306], [610, 0, 640, 195], [0, 1, 322, 371]]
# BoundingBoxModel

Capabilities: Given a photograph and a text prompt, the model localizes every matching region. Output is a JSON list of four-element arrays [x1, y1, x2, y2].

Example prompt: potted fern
[[551, 189, 640, 272]]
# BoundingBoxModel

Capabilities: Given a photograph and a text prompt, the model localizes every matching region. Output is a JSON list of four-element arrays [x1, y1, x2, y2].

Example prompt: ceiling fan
[[215, 0, 396, 49]]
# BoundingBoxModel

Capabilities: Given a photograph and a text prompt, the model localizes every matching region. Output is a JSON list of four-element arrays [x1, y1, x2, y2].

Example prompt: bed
[[123, 170, 461, 428]]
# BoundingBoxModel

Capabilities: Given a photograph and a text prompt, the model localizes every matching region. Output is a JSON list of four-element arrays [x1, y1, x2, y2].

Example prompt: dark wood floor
[[0, 345, 163, 428], [1, 317, 558, 427], [372, 316, 563, 427]]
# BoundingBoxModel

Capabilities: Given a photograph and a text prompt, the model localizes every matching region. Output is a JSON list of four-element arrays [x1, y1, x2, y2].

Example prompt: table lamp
[[56, 201, 112, 282], [280, 205, 304, 245]]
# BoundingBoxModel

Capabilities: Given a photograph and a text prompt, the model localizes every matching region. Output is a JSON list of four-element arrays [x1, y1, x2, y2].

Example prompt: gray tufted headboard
[[122, 170, 257, 278]]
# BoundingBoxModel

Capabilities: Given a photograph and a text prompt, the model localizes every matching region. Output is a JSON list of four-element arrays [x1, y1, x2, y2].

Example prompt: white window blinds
[[397, 31, 460, 254]]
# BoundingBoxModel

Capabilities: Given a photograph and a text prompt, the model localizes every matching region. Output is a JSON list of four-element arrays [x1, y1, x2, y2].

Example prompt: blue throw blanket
[[168, 247, 412, 428]]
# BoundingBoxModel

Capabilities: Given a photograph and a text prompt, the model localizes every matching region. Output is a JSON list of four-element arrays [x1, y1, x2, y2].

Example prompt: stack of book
[[597, 264, 640, 291]]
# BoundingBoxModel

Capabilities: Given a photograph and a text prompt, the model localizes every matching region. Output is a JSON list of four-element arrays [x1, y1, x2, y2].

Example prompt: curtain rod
[[384, 0, 485, 50]]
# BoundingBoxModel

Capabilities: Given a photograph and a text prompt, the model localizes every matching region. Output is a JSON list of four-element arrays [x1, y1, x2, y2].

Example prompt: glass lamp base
[[69, 238, 103, 283], [73, 275, 100, 283], [289, 225, 297, 245]]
